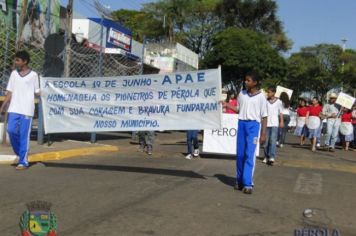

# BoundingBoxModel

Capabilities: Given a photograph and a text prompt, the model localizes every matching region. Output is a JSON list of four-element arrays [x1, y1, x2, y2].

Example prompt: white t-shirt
[[266, 98, 283, 127], [6, 70, 40, 117], [237, 90, 268, 123], [281, 106, 290, 115]]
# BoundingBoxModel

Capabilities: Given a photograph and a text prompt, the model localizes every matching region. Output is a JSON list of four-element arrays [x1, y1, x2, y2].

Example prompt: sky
[[61, 0, 356, 54]]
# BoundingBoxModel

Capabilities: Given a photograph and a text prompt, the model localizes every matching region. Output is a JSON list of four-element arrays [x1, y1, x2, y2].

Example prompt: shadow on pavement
[[199, 153, 235, 160], [42, 162, 206, 179], [214, 174, 235, 187]]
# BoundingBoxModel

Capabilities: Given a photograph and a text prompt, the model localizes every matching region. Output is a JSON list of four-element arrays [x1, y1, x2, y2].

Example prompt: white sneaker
[[279, 144, 284, 148], [269, 158, 275, 163], [193, 149, 199, 157], [276, 141, 279, 146], [262, 158, 267, 163], [316, 143, 320, 148], [185, 154, 193, 160]]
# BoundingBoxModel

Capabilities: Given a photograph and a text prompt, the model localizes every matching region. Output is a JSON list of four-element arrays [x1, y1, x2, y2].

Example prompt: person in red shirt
[[224, 90, 238, 114], [294, 98, 308, 145], [340, 107, 354, 151], [352, 103, 356, 149], [306, 97, 323, 151]]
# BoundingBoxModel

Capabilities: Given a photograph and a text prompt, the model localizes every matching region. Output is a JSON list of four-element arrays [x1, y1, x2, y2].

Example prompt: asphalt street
[[0, 131, 355, 236]]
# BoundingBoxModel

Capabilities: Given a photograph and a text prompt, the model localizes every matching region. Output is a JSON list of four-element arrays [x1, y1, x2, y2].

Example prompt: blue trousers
[[236, 120, 260, 188], [7, 113, 32, 166], [264, 127, 278, 159], [186, 130, 199, 154]]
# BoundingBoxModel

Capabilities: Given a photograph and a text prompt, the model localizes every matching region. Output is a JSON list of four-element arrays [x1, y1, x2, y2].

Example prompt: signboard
[[335, 92, 355, 109], [276, 85, 293, 99], [89, 18, 132, 53], [107, 27, 131, 52], [203, 114, 260, 156], [40, 68, 222, 133]]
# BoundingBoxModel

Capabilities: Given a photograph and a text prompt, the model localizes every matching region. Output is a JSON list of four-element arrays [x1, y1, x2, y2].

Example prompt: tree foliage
[[202, 28, 286, 87], [112, 0, 290, 54], [285, 44, 345, 99], [111, 9, 164, 42]]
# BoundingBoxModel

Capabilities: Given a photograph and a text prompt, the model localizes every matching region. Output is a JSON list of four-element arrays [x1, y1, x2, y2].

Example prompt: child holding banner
[[224, 71, 267, 194], [0, 51, 40, 170], [224, 90, 238, 114]]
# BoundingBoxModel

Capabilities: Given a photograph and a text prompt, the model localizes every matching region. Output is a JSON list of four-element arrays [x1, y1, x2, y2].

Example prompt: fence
[[0, 24, 141, 95]]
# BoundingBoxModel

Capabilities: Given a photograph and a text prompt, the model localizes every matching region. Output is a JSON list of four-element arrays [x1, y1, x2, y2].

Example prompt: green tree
[[215, 0, 292, 51], [111, 9, 165, 42], [285, 44, 343, 99], [202, 28, 286, 87], [340, 49, 356, 95]]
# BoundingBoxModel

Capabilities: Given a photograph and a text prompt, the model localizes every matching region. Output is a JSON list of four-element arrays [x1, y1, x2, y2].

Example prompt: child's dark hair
[[245, 71, 261, 86], [279, 92, 290, 108], [15, 50, 30, 64], [267, 86, 276, 93], [225, 90, 237, 102]]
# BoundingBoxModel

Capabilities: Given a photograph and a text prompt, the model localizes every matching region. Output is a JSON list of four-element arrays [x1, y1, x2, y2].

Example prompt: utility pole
[[16, 0, 28, 50], [46, 0, 52, 36], [64, 0, 74, 77], [341, 38, 347, 92]]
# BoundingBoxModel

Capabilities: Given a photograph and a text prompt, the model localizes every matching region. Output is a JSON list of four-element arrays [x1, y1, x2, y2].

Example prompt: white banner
[[276, 85, 293, 99], [203, 114, 238, 155], [40, 68, 222, 133], [203, 114, 260, 156], [335, 92, 355, 110]]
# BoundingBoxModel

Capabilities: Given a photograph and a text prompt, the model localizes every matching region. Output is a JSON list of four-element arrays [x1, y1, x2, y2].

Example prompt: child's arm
[[279, 113, 284, 128], [260, 117, 267, 144]]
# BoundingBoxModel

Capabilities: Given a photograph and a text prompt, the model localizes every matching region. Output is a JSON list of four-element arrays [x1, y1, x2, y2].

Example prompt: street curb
[[0, 145, 119, 164]]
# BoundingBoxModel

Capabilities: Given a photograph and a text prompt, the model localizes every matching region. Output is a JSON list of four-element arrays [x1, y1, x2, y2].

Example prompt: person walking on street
[[294, 98, 308, 146], [185, 130, 200, 160], [277, 92, 291, 148], [263, 87, 283, 165], [340, 107, 354, 151], [306, 97, 323, 152], [0, 51, 40, 170], [351, 103, 356, 149], [322, 93, 341, 152], [138, 131, 155, 155], [224, 71, 267, 194]]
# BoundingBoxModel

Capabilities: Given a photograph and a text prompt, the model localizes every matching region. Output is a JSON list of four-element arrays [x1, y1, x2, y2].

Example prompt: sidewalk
[[0, 136, 119, 164]]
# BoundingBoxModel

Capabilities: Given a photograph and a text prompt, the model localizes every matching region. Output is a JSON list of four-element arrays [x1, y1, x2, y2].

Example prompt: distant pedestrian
[[277, 92, 291, 148], [322, 93, 341, 152], [352, 103, 356, 148], [340, 107, 354, 151], [185, 130, 200, 160], [294, 98, 308, 146], [138, 131, 155, 155], [263, 86, 283, 165], [231, 71, 267, 194], [306, 97, 323, 152], [0, 51, 40, 170]]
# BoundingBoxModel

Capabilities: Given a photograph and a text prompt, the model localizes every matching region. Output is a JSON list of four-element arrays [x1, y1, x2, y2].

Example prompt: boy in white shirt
[[223, 71, 267, 194], [263, 86, 284, 165], [0, 51, 40, 170]]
